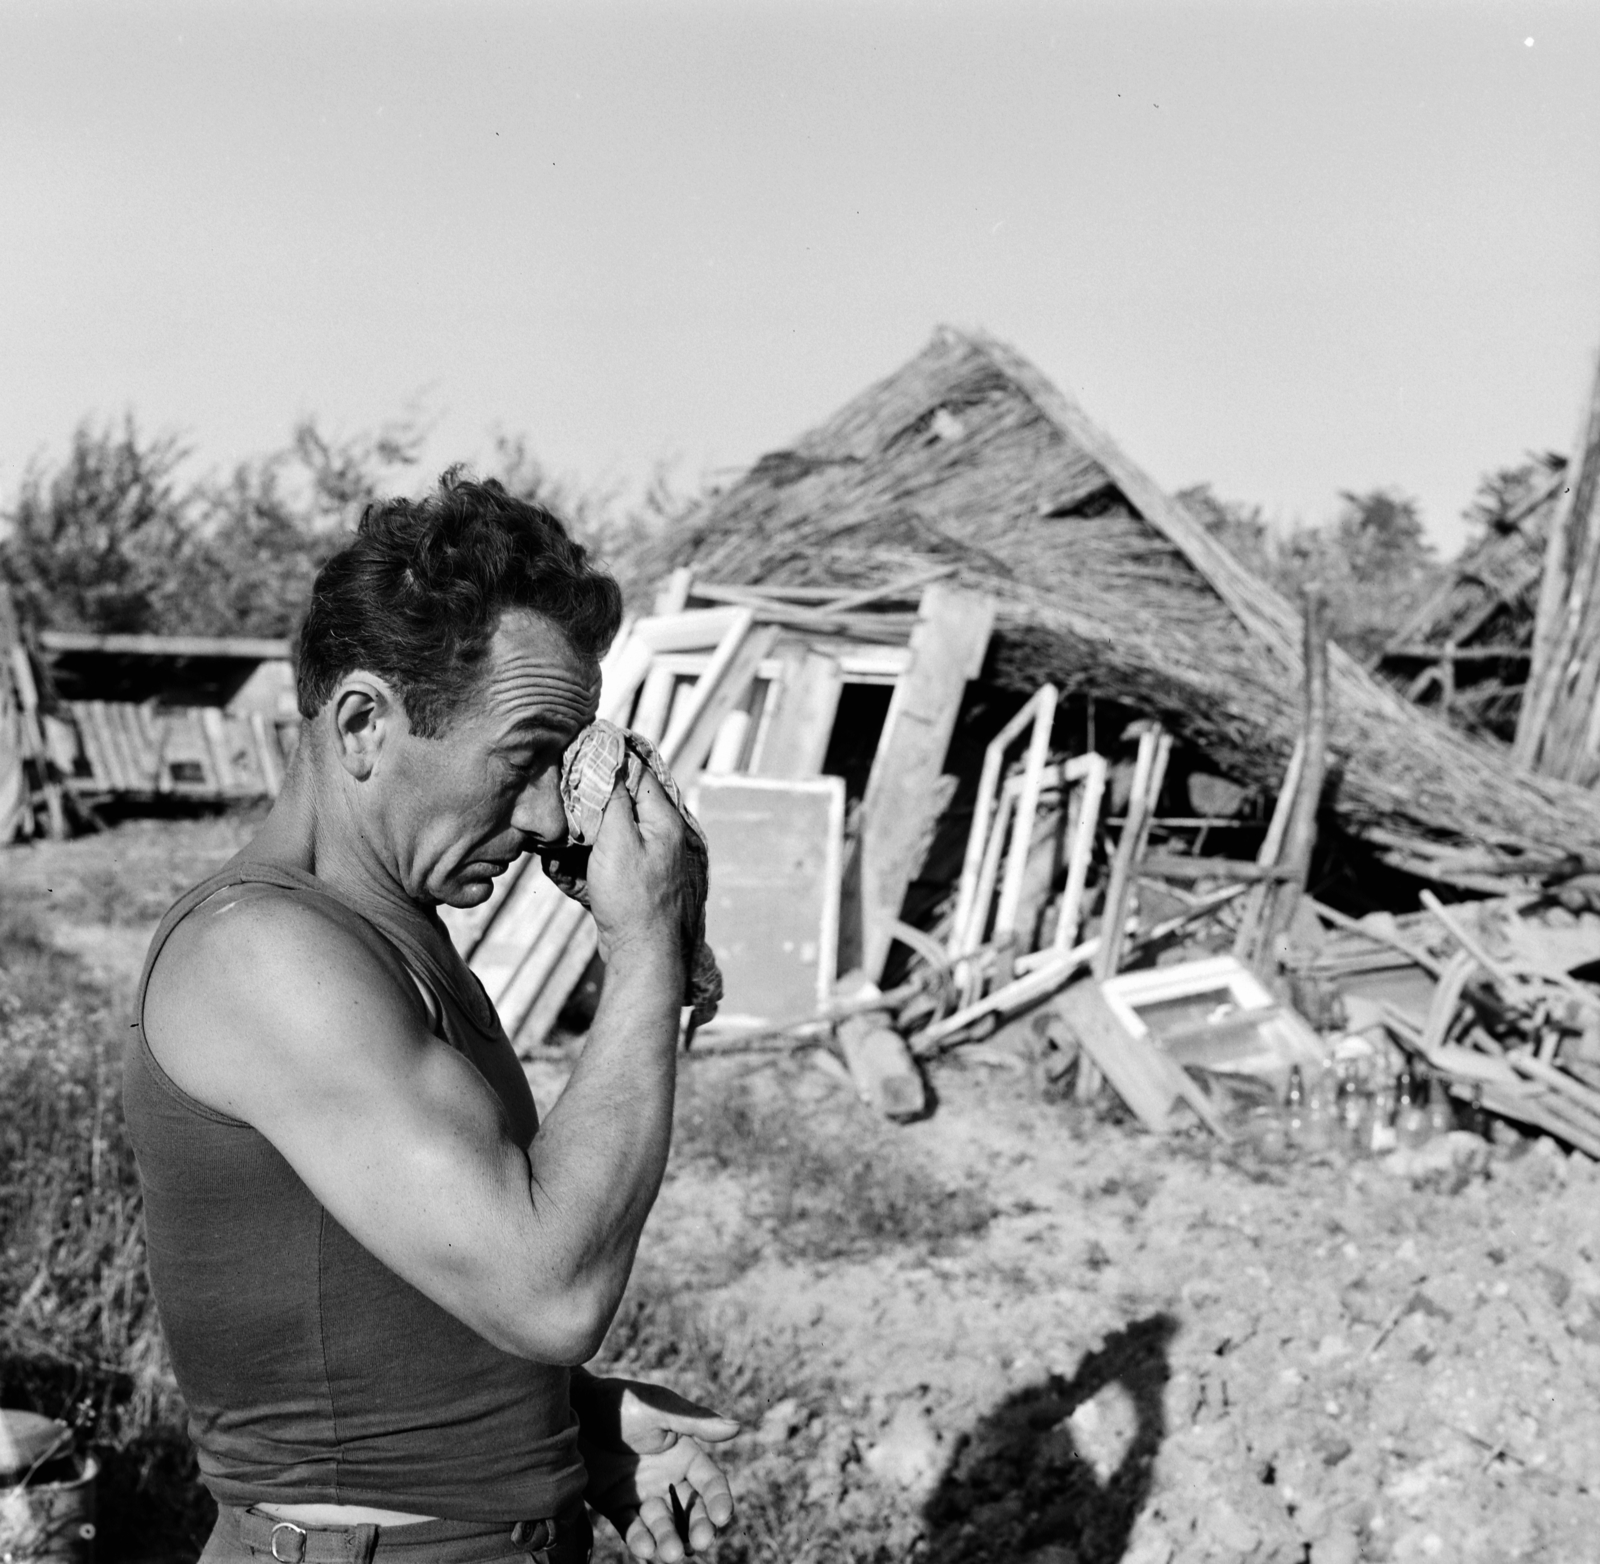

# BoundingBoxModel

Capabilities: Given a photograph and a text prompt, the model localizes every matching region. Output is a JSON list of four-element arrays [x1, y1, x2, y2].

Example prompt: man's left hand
[[578, 1376, 739, 1560]]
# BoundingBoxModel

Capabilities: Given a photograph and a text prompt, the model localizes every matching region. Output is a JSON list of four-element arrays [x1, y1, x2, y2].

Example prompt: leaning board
[[689, 774, 845, 1029]]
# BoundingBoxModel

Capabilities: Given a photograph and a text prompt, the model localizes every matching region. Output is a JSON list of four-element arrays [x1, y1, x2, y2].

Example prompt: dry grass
[[0, 915, 213, 1559]]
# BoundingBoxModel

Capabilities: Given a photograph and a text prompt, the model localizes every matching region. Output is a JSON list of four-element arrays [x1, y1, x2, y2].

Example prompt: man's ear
[[330, 674, 406, 780]]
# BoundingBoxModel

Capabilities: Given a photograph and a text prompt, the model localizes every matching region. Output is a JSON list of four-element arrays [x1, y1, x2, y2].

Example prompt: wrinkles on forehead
[[474, 614, 601, 741]]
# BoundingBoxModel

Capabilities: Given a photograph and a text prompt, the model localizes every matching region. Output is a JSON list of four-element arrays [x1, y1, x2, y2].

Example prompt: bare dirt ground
[[9, 814, 1600, 1563]]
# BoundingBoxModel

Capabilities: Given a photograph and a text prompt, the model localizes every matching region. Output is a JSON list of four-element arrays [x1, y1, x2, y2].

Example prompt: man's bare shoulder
[[145, 880, 430, 1112]]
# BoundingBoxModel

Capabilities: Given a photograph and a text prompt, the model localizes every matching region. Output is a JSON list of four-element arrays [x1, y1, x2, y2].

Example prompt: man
[[126, 474, 737, 1563]]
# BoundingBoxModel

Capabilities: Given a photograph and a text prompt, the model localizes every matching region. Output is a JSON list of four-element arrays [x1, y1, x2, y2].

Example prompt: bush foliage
[[0, 415, 691, 639]]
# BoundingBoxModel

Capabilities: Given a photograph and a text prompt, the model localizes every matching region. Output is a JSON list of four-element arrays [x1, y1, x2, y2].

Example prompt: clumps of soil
[[583, 1054, 1600, 1564]]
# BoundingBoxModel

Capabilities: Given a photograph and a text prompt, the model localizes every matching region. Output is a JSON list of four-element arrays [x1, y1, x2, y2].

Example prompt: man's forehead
[[478, 611, 601, 724]]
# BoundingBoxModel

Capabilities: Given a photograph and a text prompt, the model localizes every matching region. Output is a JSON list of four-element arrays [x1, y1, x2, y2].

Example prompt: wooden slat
[[87, 702, 130, 790], [199, 707, 238, 793], [1054, 755, 1107, 954], [994, 686, 1059, 948], [858, 584, 995, 978], [67, 702, 110, 789], [224, 713, 270, 795], [249, 711, 284, 797], [38, 629, 290, 659], [109, 702, 158, 789], [496, 899, 590, 1039], [630, 663, 677, 745], [514, 916, 600, 1052], [438, 854, 532, 961], [468, 863, 567, 1007], [754, 643, 843, 780], [661, 619, 781, 777]]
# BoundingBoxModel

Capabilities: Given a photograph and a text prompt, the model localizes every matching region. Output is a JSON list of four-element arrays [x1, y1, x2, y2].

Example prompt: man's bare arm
[[143, 774, 688, 1364]]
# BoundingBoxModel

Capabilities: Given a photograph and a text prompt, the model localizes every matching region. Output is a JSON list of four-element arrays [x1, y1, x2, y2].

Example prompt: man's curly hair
[[295, 471, 623, 737]]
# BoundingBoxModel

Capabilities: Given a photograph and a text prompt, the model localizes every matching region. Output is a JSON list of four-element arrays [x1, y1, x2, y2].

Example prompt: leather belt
[[231, 1502, 592, 1564]]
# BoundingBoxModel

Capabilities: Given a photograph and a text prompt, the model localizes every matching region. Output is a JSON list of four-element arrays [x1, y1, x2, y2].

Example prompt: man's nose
[[510, 771, 569, 844]]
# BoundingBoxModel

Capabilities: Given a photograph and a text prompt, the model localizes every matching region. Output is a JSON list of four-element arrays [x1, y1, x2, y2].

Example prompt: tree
[[0, 417, 190, 634]]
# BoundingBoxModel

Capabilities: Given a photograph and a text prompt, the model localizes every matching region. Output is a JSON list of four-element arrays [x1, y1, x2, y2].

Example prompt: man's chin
[[437, 876, 496, 910]]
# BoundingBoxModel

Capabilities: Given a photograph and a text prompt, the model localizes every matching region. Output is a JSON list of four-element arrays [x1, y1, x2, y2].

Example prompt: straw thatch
[[662, 328, 1600, 880]]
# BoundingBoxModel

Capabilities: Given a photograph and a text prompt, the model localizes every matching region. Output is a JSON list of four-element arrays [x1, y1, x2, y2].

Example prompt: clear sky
[[3, 0, 1597, 552]]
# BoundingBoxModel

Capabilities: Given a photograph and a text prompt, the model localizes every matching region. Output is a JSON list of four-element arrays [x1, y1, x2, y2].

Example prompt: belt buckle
[[511, 1515, 555, 1558], [270, 1520, 309, 1563]]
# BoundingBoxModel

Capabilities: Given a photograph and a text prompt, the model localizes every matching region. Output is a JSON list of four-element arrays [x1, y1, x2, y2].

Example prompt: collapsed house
[[441, 328, 1600, 1153], [661, 326, 1600, 886]]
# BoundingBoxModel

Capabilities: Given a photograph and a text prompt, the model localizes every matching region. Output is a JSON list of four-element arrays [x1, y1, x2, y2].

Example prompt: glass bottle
[[1424, 1072, 1454, 1139], [1369, 1070, 1398, 1155], [1397, 1066, 1430, 1150], [1284, 1066, 1306, 1149]]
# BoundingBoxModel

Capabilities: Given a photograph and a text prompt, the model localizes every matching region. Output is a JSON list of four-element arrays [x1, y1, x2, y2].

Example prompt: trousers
[[198, 1503, 594, 1564]]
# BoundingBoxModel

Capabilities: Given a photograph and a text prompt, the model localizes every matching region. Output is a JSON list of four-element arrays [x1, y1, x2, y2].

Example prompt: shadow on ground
[[921, 1313, 1177, 1564]]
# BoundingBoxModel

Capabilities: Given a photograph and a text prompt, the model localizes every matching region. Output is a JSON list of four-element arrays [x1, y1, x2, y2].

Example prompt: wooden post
[[858, 585, 994, 979], [1515, 345, 1600, 774], [1263, 587, 1330, 953], [1078, 727, 1170, 1101]]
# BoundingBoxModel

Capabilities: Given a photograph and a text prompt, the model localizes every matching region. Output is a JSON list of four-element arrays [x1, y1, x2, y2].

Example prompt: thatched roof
[[663, 328, 1600, 880]]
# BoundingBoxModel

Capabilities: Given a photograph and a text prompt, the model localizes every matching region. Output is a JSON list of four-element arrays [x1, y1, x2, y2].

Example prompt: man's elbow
[[488, 1282, 617, 1367]]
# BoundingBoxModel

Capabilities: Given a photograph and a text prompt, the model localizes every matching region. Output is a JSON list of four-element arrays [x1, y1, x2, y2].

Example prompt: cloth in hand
[[558, 720, 721, 1029]]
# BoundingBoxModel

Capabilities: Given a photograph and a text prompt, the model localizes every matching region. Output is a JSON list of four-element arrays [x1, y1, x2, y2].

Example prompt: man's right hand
[[583, 770, 690, 970]]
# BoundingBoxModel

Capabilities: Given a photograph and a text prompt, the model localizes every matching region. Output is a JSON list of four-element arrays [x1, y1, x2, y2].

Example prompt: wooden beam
[[1261, 587, 1330, 952], [753, 642, 843, 780], [38, 630, 290, 660], [1515, 346, 1600, 773], [858, 585, 995, 978]]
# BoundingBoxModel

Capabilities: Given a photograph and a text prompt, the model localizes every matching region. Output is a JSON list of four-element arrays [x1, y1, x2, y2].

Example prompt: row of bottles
[[1273, 1056, 1476, 1158]]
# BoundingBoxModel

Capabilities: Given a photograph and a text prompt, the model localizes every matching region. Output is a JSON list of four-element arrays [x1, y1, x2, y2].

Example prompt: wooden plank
[[1261, 588, 1330, 951], [222, 713, 268, 795], [1051, 981, 1181, 1132], [633, 607, 744, 655], [950, 687, 1054, 960], [438, 854, 533, 961], [596, 628, 654, 726], [68, 702, 113, 790], [38, 629, 291, 659], [468, 862, 567, 1007], [514, 915, 600, 1052], [1054, 754, 1107, 954], [630, 663, 678, 745], [859, 585, 995, 979], [87, 702, 130, 790], [108, 702, 158, 789], [173, 709, 220, 791], [661, 618, 781, 777], [994, 686, 1059, 948], [248, 711, 284, 797], [199, 706, 239, 793], [1094, 729, 1171, 980], [834, 974, 926, 1120], [1232, 740, 1306, 963], [753, 643, 843, 780], [692, 774, 845, 1027], [1516, 346, 1600, 772], [916, 939, 1097, 1050], [496, 897, 590, 1039], [652, 567, 693, 616], [705, 709, 752, 773]]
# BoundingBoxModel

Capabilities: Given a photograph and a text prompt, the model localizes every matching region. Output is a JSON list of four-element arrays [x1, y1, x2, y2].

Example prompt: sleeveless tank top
[[122, 863, 583, 1522]]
